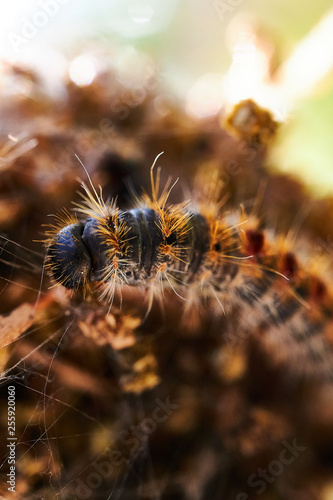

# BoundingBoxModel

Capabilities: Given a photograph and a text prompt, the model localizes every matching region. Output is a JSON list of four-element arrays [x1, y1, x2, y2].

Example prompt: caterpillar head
[[46, 222, 92, 290]]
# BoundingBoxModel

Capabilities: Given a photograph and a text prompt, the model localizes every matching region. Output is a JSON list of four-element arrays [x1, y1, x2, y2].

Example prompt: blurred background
[[2, 4, 333, 499], [1, 0, 333, 194]]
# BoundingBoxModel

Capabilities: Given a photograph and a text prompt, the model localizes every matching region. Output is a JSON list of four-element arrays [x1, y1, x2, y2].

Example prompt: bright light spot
[[223, 8, 333, 121], [8, 135, 18, 142], [222, 26, 288, 120], [278, 8, 333, 103], [106, 0, 178, 39], [69, 56, 96, 87], [128, 3, 154, 23], [224, 31, 269, 104], [186, 74, 224, 118]]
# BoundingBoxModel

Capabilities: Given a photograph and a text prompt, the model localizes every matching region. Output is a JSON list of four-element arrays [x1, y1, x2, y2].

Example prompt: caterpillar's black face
[[46, 223, 92, 290]]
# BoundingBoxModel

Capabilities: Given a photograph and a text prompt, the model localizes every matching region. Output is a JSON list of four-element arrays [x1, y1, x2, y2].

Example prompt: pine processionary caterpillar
[[45, 154, 333, 382]]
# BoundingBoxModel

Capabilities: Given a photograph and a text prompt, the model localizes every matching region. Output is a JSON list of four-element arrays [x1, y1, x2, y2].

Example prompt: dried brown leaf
[[0, 303, 35, 349]]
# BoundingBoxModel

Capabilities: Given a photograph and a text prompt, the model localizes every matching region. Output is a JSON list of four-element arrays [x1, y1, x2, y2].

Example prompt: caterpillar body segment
[[45, 169, 333, 381]]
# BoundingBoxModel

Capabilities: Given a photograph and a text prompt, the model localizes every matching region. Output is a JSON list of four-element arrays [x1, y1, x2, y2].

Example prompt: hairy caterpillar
[[45, 155, 333, 382]]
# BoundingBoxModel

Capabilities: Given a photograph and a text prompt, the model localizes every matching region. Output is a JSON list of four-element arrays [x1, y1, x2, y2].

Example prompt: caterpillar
[[45, 154, 333, 382]]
